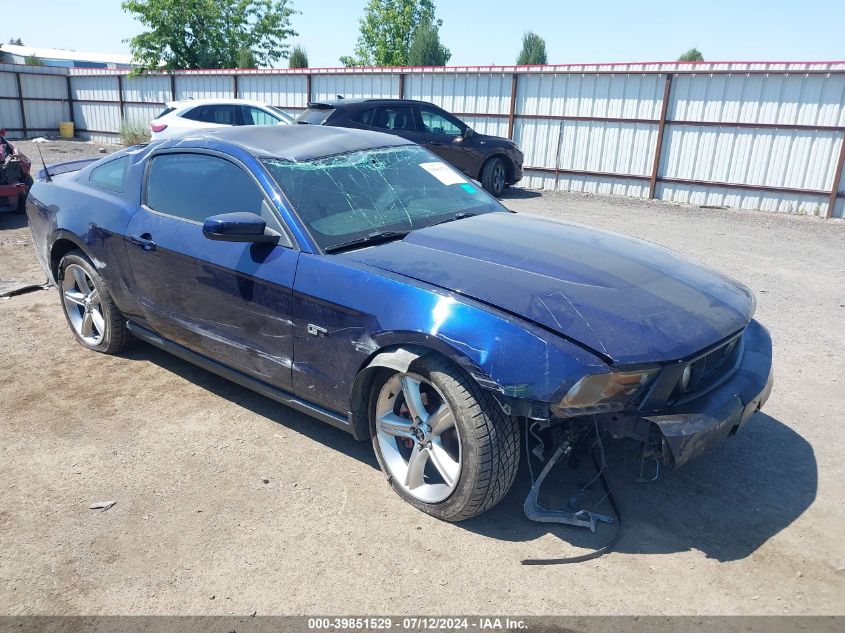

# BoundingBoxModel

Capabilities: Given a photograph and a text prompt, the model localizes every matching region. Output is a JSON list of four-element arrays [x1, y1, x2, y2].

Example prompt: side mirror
[[202, 212, 279, 244], [463, 127, 475, 139]]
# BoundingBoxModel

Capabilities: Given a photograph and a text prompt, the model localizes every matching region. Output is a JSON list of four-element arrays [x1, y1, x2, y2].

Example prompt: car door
[[413, 105, 477, 176], [122, 150, 298, 391]]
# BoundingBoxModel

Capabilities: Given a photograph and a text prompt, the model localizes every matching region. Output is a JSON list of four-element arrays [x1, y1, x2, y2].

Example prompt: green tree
[[24, 54, 43, 66], [122, 0, 297, 70], [236, 47, 257, 68], [289, 45, 308, 68], [516, 31, 547, 65], [8, 38, 24, 46], [340, 0, 442, 67], [408, 21, 450, 66], [678, 48, 704, 62]]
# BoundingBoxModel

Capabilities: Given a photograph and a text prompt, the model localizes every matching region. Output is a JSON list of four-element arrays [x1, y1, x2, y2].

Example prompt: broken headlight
[[551, 368, 660, 417]]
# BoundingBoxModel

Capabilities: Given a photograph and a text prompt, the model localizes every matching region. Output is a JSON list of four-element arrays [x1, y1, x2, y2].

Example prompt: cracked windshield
[[264, 146, 504, 252]]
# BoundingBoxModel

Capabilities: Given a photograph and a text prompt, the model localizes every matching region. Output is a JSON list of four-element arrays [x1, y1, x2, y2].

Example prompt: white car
[[149, 98, 295, 140]]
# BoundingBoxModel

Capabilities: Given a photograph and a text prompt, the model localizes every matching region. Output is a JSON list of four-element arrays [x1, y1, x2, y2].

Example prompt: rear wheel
[[58, 250, 131, 354], [370, 355, 520, 521], [481, 157, 508, 197]]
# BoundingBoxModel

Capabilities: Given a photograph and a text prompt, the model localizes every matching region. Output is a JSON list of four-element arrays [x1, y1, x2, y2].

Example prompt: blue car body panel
[[25, 126, 773, 468]]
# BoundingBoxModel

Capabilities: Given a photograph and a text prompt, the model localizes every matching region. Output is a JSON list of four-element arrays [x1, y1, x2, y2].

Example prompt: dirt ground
[[1, 140, 844, 616]]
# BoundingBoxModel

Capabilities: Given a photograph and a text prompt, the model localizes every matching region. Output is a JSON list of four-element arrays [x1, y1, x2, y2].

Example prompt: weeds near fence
[[119, 122, 151, 146]]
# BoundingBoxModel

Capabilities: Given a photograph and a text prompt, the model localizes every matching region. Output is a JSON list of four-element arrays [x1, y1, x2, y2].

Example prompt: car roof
[[182, 124, 414, 161], [308, 98, 436, 108], [166, 98, 275, 109]]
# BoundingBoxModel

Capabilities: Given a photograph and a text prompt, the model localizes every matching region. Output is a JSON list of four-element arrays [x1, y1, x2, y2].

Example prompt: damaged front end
[[588, 318, 774, 469], [515, 318, 773, 531]]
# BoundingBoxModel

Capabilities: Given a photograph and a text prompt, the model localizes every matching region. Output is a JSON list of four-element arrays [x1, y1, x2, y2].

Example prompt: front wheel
[[481, 157, 508, 197], [370, 355, 520, 521]]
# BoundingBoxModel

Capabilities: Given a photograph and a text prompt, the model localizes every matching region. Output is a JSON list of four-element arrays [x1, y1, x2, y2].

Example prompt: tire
[[57, 250, 132, 354], [481, 157, 508, 197], [369, 354, 520, 521]]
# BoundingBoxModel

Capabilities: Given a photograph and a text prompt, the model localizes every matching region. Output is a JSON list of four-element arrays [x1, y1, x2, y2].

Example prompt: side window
[[350, 107, 376, 127], [207, 105, 237, 124], [242, 107, 279, 126], [183, 105, 236, 124], [370, 106, 416, 132], [418, 107, 462, 136], [145, 153, 290, 244], [146, 153, 265, 223], [182, 105, 208, 122], [89, 156, 128, 192]]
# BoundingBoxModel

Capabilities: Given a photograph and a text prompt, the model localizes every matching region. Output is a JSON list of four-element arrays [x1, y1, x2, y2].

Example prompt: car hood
[[340, 212, 755, 365]]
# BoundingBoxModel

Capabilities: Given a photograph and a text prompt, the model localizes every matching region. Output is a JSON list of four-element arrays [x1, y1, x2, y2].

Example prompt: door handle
[[429, 141, 444, 146], [129, 234, 157, 251]]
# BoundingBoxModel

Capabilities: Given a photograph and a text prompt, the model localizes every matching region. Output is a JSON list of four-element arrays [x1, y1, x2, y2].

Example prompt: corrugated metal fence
[[2, 61, 844, 218]]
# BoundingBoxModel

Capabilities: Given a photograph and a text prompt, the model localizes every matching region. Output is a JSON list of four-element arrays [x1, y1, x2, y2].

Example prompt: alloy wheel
[[493, 162, 506, 195], [62, 264, 106, 346], [375, 372, 462, 503]]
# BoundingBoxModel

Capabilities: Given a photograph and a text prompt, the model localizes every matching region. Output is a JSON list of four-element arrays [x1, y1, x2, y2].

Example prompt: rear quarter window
[[88, 156, 128, 192], [154, 107, 175, 120]]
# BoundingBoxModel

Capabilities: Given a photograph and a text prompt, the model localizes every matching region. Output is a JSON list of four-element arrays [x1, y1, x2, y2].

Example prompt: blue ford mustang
[[26, 126, 773, 521]]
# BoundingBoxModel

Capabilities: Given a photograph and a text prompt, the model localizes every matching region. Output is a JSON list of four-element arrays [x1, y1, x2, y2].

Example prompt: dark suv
[[296, 99, 523, 196]]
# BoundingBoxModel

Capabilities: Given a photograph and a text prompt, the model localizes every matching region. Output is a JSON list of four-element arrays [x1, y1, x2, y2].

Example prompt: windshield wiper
[[429, 211, 478, 227], [324, 230, 409, 253]]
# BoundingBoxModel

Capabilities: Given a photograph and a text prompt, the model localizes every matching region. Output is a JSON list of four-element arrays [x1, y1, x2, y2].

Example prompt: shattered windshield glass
[[263, 146, 504, 251]]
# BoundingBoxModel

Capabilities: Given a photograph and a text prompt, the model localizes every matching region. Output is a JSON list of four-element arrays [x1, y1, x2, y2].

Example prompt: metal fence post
[[14, 72, 27, 138], [305, 73, 312, 106], [649, 73, 673, 199], [170, 73, 177, 101], [826, 132, 845, 219], [398, 73, 405, 99], [507, 73, 518, 140], [117, 75, 125, 120], [65, 75, 75, 126], [232, 73, 238, 99], [553, 120, 564, 190]]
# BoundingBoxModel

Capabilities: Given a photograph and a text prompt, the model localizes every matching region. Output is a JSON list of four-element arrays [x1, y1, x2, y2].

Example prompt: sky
[[7, 0, 845, 67]]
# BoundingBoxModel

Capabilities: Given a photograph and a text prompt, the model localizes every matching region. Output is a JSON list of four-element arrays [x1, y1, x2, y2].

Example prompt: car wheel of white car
[[370, 355, 520, 521], [58, 250, 132, 354]]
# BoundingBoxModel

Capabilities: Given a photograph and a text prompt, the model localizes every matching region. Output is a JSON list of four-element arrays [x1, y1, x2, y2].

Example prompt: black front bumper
[[643, 319, 773, 467]]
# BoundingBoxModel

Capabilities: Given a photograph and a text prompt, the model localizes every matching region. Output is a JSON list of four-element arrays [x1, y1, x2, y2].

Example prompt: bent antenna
[[34, 142, 52, 182]]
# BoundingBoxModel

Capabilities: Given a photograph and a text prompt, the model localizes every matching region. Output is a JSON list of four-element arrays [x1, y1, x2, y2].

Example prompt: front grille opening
[[673, 333, 743, 402]]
